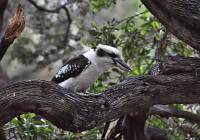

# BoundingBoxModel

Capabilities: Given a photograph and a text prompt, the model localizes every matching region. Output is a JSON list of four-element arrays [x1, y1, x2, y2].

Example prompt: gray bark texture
[[141, 0, 200, 52], [0, 56, 200, 133]]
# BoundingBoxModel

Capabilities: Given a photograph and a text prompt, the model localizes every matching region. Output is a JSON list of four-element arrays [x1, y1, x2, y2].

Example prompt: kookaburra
[[51, 44, 131, 92]]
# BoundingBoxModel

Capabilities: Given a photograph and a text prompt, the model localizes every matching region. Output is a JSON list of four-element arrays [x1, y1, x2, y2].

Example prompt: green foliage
[[147, 116, 186, 140], [7, 113, 101, 140], [9, 114, 55, 140], [83, 6, 194, 140], [91, 0, 116, 13]]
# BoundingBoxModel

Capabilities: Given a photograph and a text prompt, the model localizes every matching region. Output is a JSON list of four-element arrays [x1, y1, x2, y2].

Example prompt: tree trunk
[[141, 0, 200, 52]]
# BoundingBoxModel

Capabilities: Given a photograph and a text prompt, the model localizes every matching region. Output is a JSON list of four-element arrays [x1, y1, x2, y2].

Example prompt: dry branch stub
[[0, 4, 25, 62], [3, 4, 25, 44]]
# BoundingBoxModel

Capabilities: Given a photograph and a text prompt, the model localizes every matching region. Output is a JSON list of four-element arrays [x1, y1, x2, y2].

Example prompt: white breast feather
[[59, 63, 100, 92]]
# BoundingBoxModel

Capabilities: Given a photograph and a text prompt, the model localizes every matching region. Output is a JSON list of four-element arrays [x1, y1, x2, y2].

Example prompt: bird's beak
[[113, 57, 132, 72]]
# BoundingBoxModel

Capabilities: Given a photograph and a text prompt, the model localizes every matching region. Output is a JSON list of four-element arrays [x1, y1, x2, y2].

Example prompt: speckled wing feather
[[51, 55, 91, 84]]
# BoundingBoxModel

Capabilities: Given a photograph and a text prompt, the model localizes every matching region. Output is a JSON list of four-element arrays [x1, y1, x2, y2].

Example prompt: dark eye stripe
[[97, 48, 119, 58], [108, 53, 117, 58], [97, 48, 106, 57]]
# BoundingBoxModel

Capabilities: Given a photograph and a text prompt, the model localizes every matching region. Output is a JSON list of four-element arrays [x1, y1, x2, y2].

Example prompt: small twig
[[27, 0, 73, 45], [111, 11, 148, 26], [63, 7, 72, 44], [27, 0, 74, 13]]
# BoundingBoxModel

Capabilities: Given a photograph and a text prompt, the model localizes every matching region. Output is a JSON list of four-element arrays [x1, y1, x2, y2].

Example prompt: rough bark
[[0, 4, 25, 62], [123, 113, 147, 140], [141, 0, 200, 52], [0, 56, 200, 132]]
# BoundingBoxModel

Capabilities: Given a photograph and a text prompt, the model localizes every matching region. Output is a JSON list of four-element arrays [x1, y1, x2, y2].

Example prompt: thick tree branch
[[0, 4, 25, 62], [0, 56, 200, 132], [141, 0, 200, 52], [149, 105, 200, 124]]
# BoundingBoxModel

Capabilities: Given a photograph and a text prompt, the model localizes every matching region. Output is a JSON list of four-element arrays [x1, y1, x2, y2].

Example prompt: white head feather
[[96, 44, 120, 56]]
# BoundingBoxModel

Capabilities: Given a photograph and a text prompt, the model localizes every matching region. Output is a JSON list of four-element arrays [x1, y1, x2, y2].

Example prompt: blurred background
[[0, 0, 199, 140]]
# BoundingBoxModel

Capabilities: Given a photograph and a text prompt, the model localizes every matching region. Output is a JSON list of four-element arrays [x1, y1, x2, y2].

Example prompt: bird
[[51, 44, 131, 93]]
